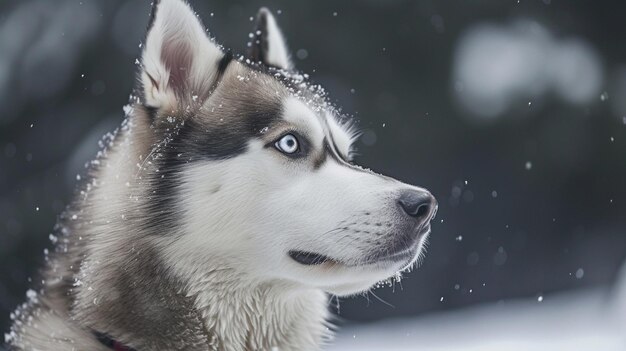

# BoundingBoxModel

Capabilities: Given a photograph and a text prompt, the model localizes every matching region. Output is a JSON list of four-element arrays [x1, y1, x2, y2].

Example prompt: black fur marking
[[312, 137, 349, 170], [143, 101, 282, 234], [217, 51, 233, 75], [144, 105, 158, 123], [139, 31, 283, 235], [313, 140, 329, 170], [313, 151, 327, 170]]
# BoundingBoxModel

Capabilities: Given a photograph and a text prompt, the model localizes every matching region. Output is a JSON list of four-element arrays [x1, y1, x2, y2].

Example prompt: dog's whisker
[[368, 290, 395, 309]]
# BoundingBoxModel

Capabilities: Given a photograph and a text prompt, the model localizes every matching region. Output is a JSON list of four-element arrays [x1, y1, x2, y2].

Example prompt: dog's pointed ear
[[248, 8, 293, 70], [141, 0, 225, 109]]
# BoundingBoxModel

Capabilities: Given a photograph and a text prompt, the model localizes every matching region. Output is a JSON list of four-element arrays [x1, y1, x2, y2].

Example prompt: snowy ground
[[329, 284, 626, 351]]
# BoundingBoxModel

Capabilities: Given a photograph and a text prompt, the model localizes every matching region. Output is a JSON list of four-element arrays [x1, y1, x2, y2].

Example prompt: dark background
[[1, 0, 625, 337]]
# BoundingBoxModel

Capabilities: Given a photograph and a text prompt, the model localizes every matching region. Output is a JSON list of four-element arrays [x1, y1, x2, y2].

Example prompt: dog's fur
[[6, 1, 436, 350]]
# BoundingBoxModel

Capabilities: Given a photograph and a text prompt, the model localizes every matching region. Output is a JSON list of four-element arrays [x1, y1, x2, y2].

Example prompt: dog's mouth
[[288, 246, 418, 267], [288, 251, 337, 266], [288, 249, 415, 268], [289, 226, 430, 268]]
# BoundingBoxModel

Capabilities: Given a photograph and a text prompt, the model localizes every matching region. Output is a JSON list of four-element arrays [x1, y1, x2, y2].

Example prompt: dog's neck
[[184, 266, 331, 350]]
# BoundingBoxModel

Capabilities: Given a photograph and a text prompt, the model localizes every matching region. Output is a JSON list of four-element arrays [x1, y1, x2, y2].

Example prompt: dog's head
[[136, 0, 436, 296]]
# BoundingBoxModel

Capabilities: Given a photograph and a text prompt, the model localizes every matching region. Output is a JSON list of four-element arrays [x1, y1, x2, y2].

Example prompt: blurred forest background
[[1, 0, 625, 341]]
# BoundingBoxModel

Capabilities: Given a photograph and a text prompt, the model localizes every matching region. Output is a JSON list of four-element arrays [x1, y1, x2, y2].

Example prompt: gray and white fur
[[6, 0, 437, 350]]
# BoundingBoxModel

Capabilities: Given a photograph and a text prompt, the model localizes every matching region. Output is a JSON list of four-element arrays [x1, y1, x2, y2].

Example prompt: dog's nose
[[398, 190, 437, 226]]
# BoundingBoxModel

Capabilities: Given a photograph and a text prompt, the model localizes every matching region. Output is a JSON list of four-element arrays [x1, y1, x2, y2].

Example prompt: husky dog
[[6, 0, 437, 350]]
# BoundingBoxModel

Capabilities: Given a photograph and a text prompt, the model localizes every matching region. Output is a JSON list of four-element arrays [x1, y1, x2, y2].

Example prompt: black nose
[[398, 190, 437, 226]]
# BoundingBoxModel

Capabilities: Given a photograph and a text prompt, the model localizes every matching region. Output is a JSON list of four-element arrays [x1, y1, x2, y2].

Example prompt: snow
[[25, 289, 37, 302], [600, 91, 609, 101], [525, 161, 532, 170], [329, 286, 626, 351], [453, 19, 602, 120]]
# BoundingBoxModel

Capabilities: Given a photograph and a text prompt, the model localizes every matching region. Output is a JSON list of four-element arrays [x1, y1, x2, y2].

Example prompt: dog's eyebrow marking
[[314, 137, 347, 170], [313, 142, 328, 169], [310, 111, 357, 170], [319, 115, 351, 163], [315, 127, 375, 176]]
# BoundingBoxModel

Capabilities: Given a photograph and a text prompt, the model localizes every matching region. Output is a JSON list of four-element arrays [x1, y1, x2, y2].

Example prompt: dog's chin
[[321, 251, 420, 296]]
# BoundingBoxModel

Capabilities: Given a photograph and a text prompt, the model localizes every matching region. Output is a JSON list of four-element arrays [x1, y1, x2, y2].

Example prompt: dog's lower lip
[[362, 248, 414, 265], [288, 250, 335, 265]]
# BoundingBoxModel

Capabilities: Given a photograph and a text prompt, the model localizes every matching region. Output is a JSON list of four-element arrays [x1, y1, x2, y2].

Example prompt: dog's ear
[[248, 8, 293, 70], [140, 0, 225, 109]]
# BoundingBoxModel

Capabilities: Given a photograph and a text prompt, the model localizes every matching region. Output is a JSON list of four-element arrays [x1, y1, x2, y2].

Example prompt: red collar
[[94, 331, 136, 351]]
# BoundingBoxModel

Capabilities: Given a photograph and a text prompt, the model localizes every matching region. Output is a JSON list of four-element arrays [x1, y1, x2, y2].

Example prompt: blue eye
[[275, 134, 299, 154]]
